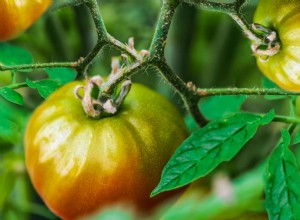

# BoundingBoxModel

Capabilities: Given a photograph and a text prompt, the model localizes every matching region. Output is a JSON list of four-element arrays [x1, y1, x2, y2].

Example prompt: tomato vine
[[0, 0, 298, 127], [2, 1, 300, 219]]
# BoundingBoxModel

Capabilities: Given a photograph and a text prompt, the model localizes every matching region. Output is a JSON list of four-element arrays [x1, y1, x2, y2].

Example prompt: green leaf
[[265, 130, 300, 220], [199, 95, 246, 120], [262, 77, 286, 100], [292, 129, 300, 146], [45, 67, 77, 84], [184, 115, 200, 133], [26, 79, 61, 99], [151, 110, 275, 197], [0, 87, 24, 105], [0, 43, 33, 72], [162, 164, 266, 220]]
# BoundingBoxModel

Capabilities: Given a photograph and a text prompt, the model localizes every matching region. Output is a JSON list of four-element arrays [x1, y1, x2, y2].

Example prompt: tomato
[[0, 0, 52, 41], [0, 70, 12, 86], [24, 81, 188, 219], [253, 0, 300, 91]]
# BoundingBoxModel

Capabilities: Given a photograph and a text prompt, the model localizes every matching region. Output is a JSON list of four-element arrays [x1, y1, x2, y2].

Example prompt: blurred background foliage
[[0, 0, 292, 219]]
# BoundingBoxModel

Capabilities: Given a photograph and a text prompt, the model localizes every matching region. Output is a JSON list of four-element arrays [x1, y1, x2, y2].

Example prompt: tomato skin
[[25, 81, 188, 219], [0, 70, 12, 86], [0, 0, 52, 41], [254, 0, 300, 91]]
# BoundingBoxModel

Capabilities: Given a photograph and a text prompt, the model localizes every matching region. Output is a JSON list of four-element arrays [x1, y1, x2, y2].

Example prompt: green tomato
[[253, 0, 300, 91], [0, 70, 12, 86], [25, 81, 188, 219]]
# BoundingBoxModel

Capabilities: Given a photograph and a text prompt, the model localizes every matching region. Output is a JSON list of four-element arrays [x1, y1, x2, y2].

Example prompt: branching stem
[[0, 0, 295, 127], [183, 0, 265, 45], [149, 0, 180, 61]]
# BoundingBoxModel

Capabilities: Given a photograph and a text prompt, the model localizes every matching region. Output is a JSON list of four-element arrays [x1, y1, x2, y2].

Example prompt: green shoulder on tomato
[[24, 81, 188, 219], [254, 0, 300, 91]]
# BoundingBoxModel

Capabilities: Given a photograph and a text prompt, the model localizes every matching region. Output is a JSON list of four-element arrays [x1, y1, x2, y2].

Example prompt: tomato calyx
[[74, 76, 132, 119], [251, 23, 281, 62]]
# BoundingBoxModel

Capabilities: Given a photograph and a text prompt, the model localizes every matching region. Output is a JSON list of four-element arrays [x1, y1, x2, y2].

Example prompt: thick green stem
[[183, 0, 264, 45], [155, 61, 207, 126], [288, 123, 298, 134], [184, 0, 239, 13], [75, 0, 110, 76], [1, 0, 292, 129], [85, 0, 109, 41], [149, 0, 180, 61], [256, 114, 300, 124], [75, 40, 108, 77], [196, 88, 299, 97], [6, 82, 28, 90], [0, 62, 78, 71]]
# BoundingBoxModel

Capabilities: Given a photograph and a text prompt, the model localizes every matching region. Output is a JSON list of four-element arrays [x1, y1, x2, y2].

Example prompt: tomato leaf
[[184, 115, 200, 133], [265, 130, 300, 220], [199, 95, 246, 120], [151, 110, 275, 197], [0, 87, 24, 105], [292, 129, 300, 146], [26, 79, 61, 99], [162, 163, 266, 220], [0, 43, 33, 72], [45, 67, 77, 84]]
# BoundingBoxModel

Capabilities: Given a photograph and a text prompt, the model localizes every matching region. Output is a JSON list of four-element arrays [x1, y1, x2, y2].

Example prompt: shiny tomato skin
[[0, 0, 52, 41], [254, 0, 300, 91], [25, 81, 188, 220]]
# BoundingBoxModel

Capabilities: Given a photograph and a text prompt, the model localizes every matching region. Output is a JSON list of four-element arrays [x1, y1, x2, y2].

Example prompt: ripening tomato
[[0, 0, 52, 41], [253, 0, 300, 91], [25, 81, 188, 219]]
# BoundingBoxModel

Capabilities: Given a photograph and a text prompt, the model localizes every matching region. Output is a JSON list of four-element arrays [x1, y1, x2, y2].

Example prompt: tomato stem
[[74, 76, 132, 118], [0, 0, 289, 127], [196, 88, 299, 97], [149, 0, 179, 61], [230, 13, 264, 45]]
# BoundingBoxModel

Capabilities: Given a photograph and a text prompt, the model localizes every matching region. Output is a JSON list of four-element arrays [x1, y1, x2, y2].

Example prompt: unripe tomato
[[25, 81, 188, 219], [0, 0, 52, 41], [0, 70, 12, 86], [253, 0, 300, 91]]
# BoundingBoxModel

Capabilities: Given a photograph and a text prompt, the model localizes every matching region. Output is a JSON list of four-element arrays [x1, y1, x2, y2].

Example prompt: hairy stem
[[229, 13, 264, 44], [0, 0, 292, 129], [149, 0, 180, 61], [155, 61, 208, 126], [183, 0, 240, 13], [183, 0, 264, 44], [0, 62, 78, 71], [75, 0, 109, 76], [85, 0, 109, 40], [196, 88, 299, 97]]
